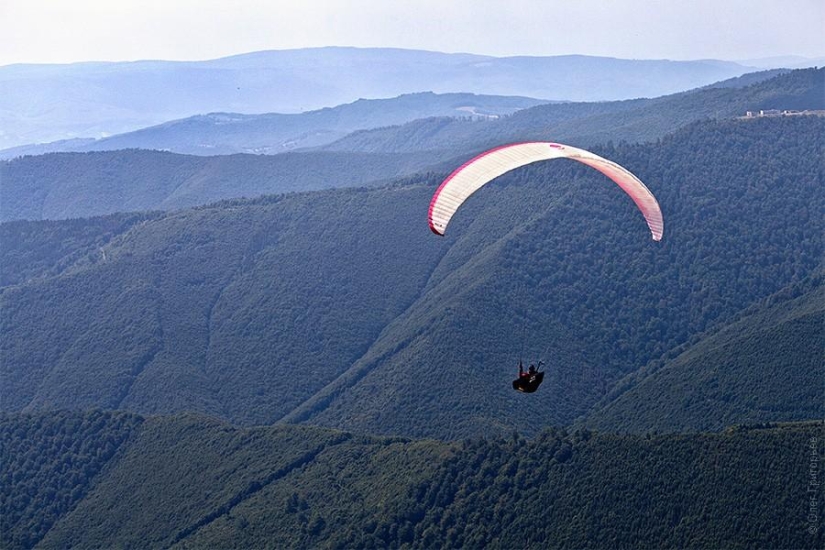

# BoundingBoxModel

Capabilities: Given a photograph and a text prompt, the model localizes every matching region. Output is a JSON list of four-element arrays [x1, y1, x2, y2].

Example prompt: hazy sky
[[2, 0, 823, 66]]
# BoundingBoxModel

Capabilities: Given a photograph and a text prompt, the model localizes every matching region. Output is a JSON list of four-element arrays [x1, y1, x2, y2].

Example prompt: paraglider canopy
[[428, 142, 664, 241]]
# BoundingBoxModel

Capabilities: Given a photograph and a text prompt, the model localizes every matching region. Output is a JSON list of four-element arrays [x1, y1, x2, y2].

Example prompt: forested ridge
[[0, 213, 159, 288], [1, 115, 823, 440], [318, 67, 824, 154], [1, 68, 822, 224], [2, 411, 822, 549], [0, 148, 448, 222]]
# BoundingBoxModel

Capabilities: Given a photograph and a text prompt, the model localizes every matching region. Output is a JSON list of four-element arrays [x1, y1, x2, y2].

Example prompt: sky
[[1, 0, 823, 66]]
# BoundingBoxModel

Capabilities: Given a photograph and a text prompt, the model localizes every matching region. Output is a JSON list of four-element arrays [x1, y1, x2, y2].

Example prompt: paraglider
[[427, 141, 664, 394], [512, 360, 544, 393], [428, 141, 664, 241]]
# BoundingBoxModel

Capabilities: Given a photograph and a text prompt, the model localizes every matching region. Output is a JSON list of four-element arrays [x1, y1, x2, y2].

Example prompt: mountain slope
[[283, 115, 825, 438], [0, 149, 448, 222], [1, 116, 822, 439], [1, 185, 451, 423], [583, 275, 825, 433], [0, 47, 759, 149], [3, 411, 822, 549]]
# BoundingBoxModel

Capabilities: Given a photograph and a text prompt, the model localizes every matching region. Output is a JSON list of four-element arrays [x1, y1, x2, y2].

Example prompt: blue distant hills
[[0, 46, 776, 150]]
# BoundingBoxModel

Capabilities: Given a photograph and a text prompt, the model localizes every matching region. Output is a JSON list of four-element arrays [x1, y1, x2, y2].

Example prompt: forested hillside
[[1, 185, 450, 423], [2, 116, 822, 439], [0, 213, 157, 287], [584, 274, 825, 433], [0, 410, 143, 549], [0, 149, 446, 222], [2, 411, 822, 549], [287, 115, 824, 438], [319, 67, 824, 154]]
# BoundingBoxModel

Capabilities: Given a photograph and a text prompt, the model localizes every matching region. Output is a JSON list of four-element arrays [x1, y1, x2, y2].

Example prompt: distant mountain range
[[0, 69, 793, 160], [0, 92, 551, 159], [2, 68, 822, 223], [0, 47, 780, 150], [318, 68, 823, 154]]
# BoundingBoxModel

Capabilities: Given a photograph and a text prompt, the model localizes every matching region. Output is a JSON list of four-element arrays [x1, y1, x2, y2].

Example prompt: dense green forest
[[0, 410, 143, 549], [2, 411, 822, 549], [584, 274, 825, 433], [286, 115, 824, 438], [2, 115, 823, 440], [1, 184, 450, 424]]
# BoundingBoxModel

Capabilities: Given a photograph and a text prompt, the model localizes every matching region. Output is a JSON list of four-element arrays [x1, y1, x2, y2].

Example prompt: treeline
[[0, 213, 157, 288], [361, 423, 824, 549], [2, 411, 822, 549]]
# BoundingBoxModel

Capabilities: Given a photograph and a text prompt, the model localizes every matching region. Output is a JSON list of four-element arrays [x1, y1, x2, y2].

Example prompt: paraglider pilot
[[513, 360, 544, 393], [518, 360, 538, 378]]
